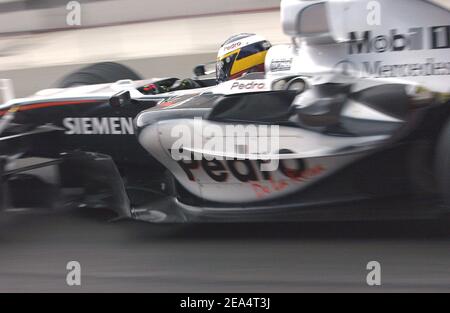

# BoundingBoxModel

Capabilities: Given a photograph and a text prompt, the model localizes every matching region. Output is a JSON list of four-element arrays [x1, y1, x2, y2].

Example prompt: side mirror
[[194, 62, 216, 77], [193, 65, 207, 77], [110, 90, 132, 109]]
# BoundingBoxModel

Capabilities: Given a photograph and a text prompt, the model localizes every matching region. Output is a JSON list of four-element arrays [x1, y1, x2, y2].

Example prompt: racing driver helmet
[[216, 33, 272, 83]]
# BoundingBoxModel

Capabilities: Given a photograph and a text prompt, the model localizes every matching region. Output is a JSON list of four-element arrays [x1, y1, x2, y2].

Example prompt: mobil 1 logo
[[348, 25, 450, 54]]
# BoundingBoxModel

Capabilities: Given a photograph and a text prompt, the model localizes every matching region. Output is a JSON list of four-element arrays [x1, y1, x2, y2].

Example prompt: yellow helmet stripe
[[218, 49, 241, 61], [230, 51, 268, 76]]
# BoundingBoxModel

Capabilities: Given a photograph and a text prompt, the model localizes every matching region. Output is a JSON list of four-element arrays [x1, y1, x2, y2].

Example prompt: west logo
[[270, 58, 293, 72], [348, 26, 450, 54]]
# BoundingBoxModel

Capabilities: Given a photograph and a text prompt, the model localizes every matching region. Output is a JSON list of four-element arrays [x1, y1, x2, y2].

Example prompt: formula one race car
[[1, 0, 449, 223]]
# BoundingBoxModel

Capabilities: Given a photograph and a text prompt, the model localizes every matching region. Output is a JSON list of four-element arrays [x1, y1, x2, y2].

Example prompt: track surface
[[0, 209, 449, 292]]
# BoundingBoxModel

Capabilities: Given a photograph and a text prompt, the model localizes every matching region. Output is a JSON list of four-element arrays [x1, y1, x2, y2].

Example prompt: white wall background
[[0, 0, 281, 34]]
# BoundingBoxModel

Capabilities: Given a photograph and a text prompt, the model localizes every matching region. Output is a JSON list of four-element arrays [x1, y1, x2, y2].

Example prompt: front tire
[[56, 62, 142, 88]]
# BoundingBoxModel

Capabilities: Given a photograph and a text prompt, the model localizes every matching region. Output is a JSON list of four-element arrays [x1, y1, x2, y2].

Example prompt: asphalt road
[[0, 209, 449, 293]]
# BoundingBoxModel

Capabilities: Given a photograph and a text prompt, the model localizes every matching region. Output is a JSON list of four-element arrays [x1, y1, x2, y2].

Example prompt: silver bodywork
[[138, 74, 401, 204], [269, 0, 450, 92], [136, 0, 450, 211]]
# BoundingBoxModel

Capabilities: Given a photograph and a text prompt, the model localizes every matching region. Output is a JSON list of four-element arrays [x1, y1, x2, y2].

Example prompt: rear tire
[[57, 62, 142, 88]]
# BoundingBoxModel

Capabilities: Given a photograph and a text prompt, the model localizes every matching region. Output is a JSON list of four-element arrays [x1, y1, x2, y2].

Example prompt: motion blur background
[[0, 0, 287, 96], [0, 0, 449, 293]]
